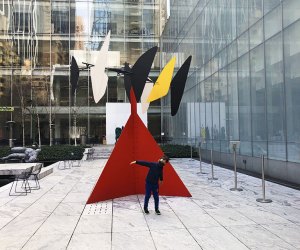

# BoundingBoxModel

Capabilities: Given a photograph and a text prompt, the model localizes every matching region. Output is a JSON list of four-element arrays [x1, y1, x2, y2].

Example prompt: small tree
[[33, 75, 60, 146], [15, 75, 31, 147], [71, 89, 87, 146], [26, 98, 41, 148]]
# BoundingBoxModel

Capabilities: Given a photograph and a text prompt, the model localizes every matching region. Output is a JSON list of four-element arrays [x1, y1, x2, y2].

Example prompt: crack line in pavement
[[20, 173, 82, 249], [165, 197, 203, 250], [137, 194, 158, 250], [176, 161, 249, 249], [110, 198, 114, 250]]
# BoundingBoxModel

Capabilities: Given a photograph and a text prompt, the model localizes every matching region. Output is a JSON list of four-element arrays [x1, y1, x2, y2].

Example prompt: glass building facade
[[0, 0, 166, 146], [161, 0, 300, 185]]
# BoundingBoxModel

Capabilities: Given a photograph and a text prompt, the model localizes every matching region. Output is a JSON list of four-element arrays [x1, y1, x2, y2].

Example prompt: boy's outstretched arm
[[130, 160, 153, 168]]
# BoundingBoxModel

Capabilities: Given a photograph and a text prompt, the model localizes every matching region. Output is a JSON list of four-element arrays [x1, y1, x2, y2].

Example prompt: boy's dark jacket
[[135, 161, 163, 184]]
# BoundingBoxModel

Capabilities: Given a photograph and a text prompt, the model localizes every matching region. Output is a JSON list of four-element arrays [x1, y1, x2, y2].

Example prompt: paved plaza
[[0, 156, 300, 250]]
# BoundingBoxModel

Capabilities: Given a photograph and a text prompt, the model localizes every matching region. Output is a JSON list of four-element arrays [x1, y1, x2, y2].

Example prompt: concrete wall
[[106, 103, 147, 145]]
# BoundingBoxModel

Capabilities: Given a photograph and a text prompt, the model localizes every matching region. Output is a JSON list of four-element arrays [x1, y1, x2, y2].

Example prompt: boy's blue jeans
[[144, 181, 159, 211]]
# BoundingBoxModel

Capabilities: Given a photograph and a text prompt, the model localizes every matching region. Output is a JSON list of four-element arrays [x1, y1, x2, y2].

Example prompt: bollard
[[189, 145, 193, 161], [198, 145, 207, 174], [208, 148, 218, 180], [256, 155, 272, 203], [230, 144, 243, 191]]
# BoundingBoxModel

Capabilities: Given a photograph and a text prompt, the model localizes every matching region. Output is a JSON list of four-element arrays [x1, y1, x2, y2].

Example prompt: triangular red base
[[86, 91, 191, 204]]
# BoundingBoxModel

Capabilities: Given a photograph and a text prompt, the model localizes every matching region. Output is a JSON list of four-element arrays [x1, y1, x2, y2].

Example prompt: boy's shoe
[[144, 208, 150, 214], [155, 210, 161, 215]]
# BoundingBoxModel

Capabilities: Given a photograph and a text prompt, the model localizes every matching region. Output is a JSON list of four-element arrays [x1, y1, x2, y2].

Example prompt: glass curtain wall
[[0, 0, 162, 146], [161, 0, 300, 164]]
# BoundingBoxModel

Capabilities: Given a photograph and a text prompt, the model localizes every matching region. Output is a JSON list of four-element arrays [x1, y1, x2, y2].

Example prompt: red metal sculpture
[[86, 89, 191, 204]]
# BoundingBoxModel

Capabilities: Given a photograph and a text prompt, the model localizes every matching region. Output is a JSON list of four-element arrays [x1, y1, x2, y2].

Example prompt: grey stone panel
[[286, 161, 300, 185], [265, 159, 287, 181]]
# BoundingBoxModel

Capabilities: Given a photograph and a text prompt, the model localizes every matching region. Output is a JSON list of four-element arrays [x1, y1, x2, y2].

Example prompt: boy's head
[[159, 155, 169, 165]]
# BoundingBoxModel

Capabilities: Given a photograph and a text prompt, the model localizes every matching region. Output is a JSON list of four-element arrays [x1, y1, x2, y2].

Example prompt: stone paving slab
[[0, 158, 299, 250]]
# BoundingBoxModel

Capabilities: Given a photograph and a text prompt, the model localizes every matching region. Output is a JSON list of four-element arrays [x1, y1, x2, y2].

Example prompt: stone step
[[90, 145, 114, 159]]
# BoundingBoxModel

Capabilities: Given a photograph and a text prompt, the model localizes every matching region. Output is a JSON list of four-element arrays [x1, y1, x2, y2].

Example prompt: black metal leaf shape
[[171, 56, 192, 116], [70, 56, 80, 97], [125, 46, 158, 102]]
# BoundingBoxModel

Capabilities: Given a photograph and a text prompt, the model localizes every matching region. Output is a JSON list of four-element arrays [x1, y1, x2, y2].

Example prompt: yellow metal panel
[[147, 57, 176, 102]]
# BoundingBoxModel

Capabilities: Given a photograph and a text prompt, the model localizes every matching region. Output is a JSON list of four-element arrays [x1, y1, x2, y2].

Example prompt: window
[[284, 21, 300, 162], [264, 5, 282, 40], [265, 33, 286, 160]]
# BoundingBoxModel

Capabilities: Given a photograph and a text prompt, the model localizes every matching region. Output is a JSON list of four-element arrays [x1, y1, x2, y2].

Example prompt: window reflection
[[0, 0, 162, 145], [250, 44, 267, 157], [238, 53, 251, 155], [283, 0, 300, 28], [52, 2, 69, 34], [161, 0, 300, 164], [284, 20, 300, 162], [264, 5, 282, 40]]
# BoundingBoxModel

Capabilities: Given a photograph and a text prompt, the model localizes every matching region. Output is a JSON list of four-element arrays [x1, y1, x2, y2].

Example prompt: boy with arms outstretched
[[130, 155, 169, 215]]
